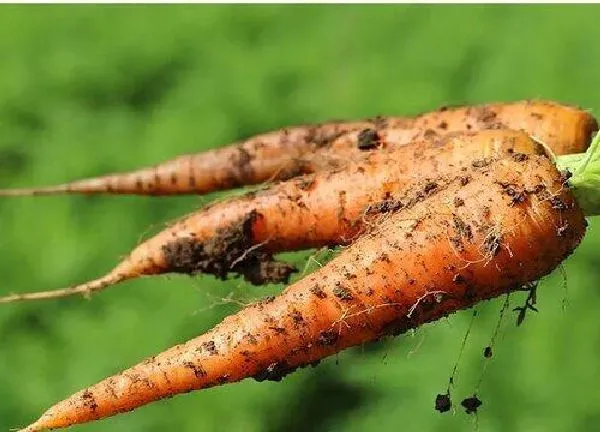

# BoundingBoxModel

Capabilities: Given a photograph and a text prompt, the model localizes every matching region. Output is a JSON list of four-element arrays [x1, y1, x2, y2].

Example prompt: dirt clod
[[499, 182, 527, 205], [357, 128, 380, 150], [476, 107, 497, 124], [253, 361, 296, 382], [369, 199, 403, 214], [483, 346, 493, 358], [202, 340, 218, 356], [423, 181, 438, 194], [333, 284, 354, 301], [424, 128, 438, 139], [512, 153, 528, 162], [461, 395, 482, 414], [471, 158, 492, 168], [435, 393, 452, 413], [310, 284, 327, 299], [183, 362, 207, 378], [317, 330, 339, 346], [453, 215, 473, 241], [81, 390, 98, 411], [162, 210, 297, 285]]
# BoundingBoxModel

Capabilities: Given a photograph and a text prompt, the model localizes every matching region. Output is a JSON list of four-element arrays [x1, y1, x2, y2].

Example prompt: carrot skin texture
[[0, 130, 551, 303], [24, 154, 587, 431], [1, 99, 596, 197], [328, 99, 598, 156], [0, 121, 362, 197]]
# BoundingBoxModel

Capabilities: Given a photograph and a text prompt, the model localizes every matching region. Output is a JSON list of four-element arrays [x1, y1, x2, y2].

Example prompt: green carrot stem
[[556, 131, 600, 217]]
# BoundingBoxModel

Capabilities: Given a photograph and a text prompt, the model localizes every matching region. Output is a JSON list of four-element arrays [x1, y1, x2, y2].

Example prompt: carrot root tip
[[0, 273, 124, 303]]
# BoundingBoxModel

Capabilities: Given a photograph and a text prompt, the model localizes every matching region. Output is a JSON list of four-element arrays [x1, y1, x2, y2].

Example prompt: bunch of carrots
[[2, 99, 600, 431]]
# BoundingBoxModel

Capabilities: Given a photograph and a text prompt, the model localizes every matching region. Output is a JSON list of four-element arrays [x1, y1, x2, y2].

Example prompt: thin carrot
[[0, 129, 551, 303], [0, 99, 595, 197], [19, 146, 591, 432]]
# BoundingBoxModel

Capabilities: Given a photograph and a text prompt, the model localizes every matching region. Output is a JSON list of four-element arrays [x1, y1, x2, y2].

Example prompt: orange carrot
[[19, 150, 587, 431], [0, 99, 595, 197], [327, 98, 598, 156], [0, 129, 550, 303]]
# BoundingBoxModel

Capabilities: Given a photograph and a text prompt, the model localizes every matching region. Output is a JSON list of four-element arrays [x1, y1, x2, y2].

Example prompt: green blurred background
[[1, 4, 600, 432]]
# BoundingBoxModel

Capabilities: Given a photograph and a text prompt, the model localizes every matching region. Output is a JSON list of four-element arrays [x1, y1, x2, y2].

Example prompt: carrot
[[0, 99, 595, 197], [327, 98, 598, 156], [0, 129, 551, 303], [19, 145, 591, 432]]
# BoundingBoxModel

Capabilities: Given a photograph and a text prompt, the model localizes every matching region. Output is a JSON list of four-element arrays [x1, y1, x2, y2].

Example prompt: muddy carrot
[[0, 129, 551, 303], [0, 99, 596, 197], [327, 99, 598, 156], [0, 120, 368, 196], [19, 140, 594, 432]]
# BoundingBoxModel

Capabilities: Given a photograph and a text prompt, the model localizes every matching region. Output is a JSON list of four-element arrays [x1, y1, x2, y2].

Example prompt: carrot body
[[327, 99, 598, 156], [0, 129, 550, 303], [22, 152, 587, 431], [1, 99, 596, 197]]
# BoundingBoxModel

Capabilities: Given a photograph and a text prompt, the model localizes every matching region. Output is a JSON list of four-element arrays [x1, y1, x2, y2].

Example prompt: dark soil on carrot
[[162, 210, 297, 285], [357, 128, 380, 150]]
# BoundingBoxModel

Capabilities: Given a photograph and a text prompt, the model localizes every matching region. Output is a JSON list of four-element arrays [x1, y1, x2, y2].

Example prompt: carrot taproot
[[0, 129, 551, 303], [0, 99, 595, 197], [327, 98, 598, 156], [19, 149, 588, 432]]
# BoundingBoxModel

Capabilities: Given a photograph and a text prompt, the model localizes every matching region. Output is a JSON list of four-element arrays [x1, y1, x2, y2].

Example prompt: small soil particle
[[512, 153, 528, 162], [483, 346, 493, 358], [369, 199, 404, 214], [453, 274, 466, 284], [253, 361, 296, 382], [217, 375, 231, 384], [333, 284, 354, 301], [202, 340, 218, 355], [357, 128, 380, 150], [183, 362, 207, 378], [81, 390, 98, 411], [423, 129, 438, 139], [435, 393, 452, 413], [453, 215, 473, 241], [471, 158, 492, 168], [317, 330, 339, 346], [310, 284, 327, 299], [453, 197, 465, 208], [476, 107, 498, 124], [423, 181, 438, 194], [290, 310, 304, 323], [461, 395, 482, 414], [499, 182, 527, 205]]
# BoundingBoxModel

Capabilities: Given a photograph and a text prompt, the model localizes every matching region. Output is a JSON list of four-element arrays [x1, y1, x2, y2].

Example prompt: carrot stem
[[556, 131, 600, 216]]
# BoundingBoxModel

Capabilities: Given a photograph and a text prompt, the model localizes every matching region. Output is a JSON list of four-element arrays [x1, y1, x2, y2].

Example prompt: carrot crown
[[556, 130, 600, 216]]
